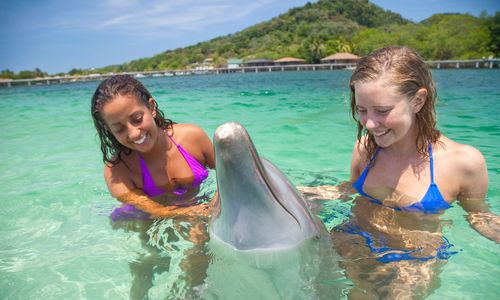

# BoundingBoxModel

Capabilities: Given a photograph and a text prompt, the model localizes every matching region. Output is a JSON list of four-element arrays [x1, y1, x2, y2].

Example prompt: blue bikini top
[[352, 144, 451, 214]]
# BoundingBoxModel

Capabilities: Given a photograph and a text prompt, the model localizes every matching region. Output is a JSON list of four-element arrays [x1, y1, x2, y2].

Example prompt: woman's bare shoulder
[[171, 123, 208, 141], [352, 137, 372, 165], [437, 135, 488, 199], [438, 135, 486, 170], [103, 155, 138, 197], [170, 123, 214, 167], [350, 138, 370, 181]]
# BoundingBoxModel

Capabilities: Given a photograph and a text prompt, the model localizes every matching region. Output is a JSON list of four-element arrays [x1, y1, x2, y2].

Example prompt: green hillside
[[92, 0, 497, 74], [353, 12, 497, 59], [97, 0, 410, 73], [2, 0, 498, 78]]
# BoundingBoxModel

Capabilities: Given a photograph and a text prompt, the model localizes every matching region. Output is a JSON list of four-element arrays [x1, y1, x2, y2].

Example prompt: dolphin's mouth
[[247, 143, 302, 227], [210, 122, 323, 251]]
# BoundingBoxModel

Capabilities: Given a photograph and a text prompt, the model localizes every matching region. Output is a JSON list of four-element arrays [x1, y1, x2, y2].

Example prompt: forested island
[[1, 0, 499, 79]]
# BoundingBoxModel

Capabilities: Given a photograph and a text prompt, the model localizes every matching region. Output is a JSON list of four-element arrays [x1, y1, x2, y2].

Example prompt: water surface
[[0, 70, 499, 299]]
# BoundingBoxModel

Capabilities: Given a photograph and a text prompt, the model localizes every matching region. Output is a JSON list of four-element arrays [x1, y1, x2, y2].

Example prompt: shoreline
[[1, 59, 499, 88]]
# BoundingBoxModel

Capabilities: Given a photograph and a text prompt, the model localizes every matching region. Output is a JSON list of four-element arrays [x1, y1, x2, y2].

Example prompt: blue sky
[[0, 0, 498, 74]]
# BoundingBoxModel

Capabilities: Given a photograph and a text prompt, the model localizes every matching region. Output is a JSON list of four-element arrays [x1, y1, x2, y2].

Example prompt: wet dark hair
[[91, 74, 173, 165], [349, 46, 440, 159]]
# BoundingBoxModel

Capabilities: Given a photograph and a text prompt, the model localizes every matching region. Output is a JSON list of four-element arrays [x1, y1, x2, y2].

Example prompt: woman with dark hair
[[91, 74, 215, 219], [91, 74, 216, 298]]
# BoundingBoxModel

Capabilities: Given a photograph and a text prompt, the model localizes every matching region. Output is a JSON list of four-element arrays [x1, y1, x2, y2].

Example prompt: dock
[[1, 59, 498, 88]]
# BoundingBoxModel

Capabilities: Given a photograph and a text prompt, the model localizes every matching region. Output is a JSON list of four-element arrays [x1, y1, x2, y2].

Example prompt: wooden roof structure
[[321, 52, 359, 61], [274, 57, 306, 63]]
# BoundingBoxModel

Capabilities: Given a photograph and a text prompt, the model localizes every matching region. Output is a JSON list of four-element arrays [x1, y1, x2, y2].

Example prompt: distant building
[[243, 59, 274, 67], [274, 57, 306, 65], [189, 58, 215, 71], [320, 52, 359, 64], [227, 58, 243, 69]]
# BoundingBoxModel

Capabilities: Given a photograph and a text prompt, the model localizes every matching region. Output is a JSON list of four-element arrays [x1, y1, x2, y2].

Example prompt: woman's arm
[[350, 140, 364, 182], [455, 144, 499, 243], [117, 189, 210, 218], [198, 127, 215, 169], [104, 163, 210, 219], [297, 182, 354, 201], [466, 212, 500, 243]]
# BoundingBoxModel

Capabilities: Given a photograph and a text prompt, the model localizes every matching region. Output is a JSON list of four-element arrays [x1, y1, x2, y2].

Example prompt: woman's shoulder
[[170, 123, 214, 167], [436, 135, 488, 200], [103, 153, 139, 181], [104, 152, 140, 198], [171, 123, 208, 141], [437, 135, 486, 174], [350, 137, 371, 180], [352, 137, 371, 163]]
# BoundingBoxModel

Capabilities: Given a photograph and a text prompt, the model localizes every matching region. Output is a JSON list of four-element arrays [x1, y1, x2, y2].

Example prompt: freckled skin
[[354, 79, 418, 150], [301, 46, 495, 299]]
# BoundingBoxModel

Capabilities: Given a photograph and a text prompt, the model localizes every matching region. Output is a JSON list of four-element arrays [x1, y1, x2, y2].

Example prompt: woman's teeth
[[134, 134, 146, 144], [373, 130, 389, 137]]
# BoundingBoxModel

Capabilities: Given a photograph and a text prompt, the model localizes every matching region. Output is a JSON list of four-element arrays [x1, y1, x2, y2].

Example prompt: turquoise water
[[0, 70, 499, 299]]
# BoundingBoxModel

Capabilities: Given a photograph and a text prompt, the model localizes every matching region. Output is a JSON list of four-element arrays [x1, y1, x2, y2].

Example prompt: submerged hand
[[297, 185, 343, 200], [468, 212, 500, 243], [181, 202, 211, 218]]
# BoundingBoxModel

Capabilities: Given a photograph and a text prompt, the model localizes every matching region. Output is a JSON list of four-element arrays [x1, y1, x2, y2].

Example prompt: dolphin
[[210, 122, 326, 251], [200, 122, 348, 299]]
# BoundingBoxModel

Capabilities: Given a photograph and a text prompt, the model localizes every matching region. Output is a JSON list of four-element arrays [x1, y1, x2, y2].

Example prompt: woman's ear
[[148, 98, 157, 117], [413, 88, 427, 113]]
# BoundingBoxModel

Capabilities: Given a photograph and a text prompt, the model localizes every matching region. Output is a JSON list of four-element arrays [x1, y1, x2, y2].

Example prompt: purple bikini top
[[139, 132, 209, 197]]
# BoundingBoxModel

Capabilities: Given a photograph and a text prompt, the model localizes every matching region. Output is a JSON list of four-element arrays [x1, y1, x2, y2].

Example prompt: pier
[[1, 59, 498, 88], [425, 58, 499, 69]]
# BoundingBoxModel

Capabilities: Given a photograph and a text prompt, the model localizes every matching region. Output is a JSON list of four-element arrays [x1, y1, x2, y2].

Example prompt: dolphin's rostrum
[[210, 122, 325, 251]]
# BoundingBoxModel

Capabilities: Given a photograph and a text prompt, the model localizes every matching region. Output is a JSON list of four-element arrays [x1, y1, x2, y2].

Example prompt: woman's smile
[[132, 132, 147, 145]]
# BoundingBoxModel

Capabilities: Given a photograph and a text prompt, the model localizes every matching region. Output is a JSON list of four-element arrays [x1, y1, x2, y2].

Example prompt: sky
[[0, 0, 498, 74]]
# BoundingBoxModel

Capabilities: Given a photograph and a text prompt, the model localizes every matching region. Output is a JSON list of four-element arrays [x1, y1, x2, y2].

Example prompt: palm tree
[[309, 39, 326, 63]]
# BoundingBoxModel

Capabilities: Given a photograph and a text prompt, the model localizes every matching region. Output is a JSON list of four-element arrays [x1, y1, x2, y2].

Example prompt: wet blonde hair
[[349, 46, 440, 159]]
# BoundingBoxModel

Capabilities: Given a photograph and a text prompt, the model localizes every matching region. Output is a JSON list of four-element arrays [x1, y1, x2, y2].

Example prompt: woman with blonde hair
[[302, 46, 498, 298]]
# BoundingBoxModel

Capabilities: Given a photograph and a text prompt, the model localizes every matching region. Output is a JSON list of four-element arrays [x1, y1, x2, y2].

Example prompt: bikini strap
[[352, 146, 381, 201], [367, 147, 381, 168], [428, 143, 435, 184], [165, 130, 179, 146], [138, 154, 149, 180], [137, 153, 165, 197], [164, 129, 208, 186]]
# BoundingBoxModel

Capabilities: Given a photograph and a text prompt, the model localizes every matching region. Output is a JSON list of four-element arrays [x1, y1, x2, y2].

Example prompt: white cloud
[[95, 0, 276, 32], [105, 0, 140, 8]]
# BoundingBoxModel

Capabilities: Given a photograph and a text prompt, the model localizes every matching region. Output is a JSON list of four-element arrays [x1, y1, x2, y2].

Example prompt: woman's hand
[[176, 202, 211, 218], [117, 189, 212, 219], [467, 212, 500, 243], [297, 182, 354, 201]]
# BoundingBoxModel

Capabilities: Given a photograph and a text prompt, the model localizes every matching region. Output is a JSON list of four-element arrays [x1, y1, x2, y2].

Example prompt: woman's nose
[[363, 113, 378, 130], [127, 124, 141, 140]]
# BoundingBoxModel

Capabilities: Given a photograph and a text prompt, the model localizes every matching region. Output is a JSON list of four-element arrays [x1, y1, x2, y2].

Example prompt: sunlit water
[[0, 70, 498, 299]]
